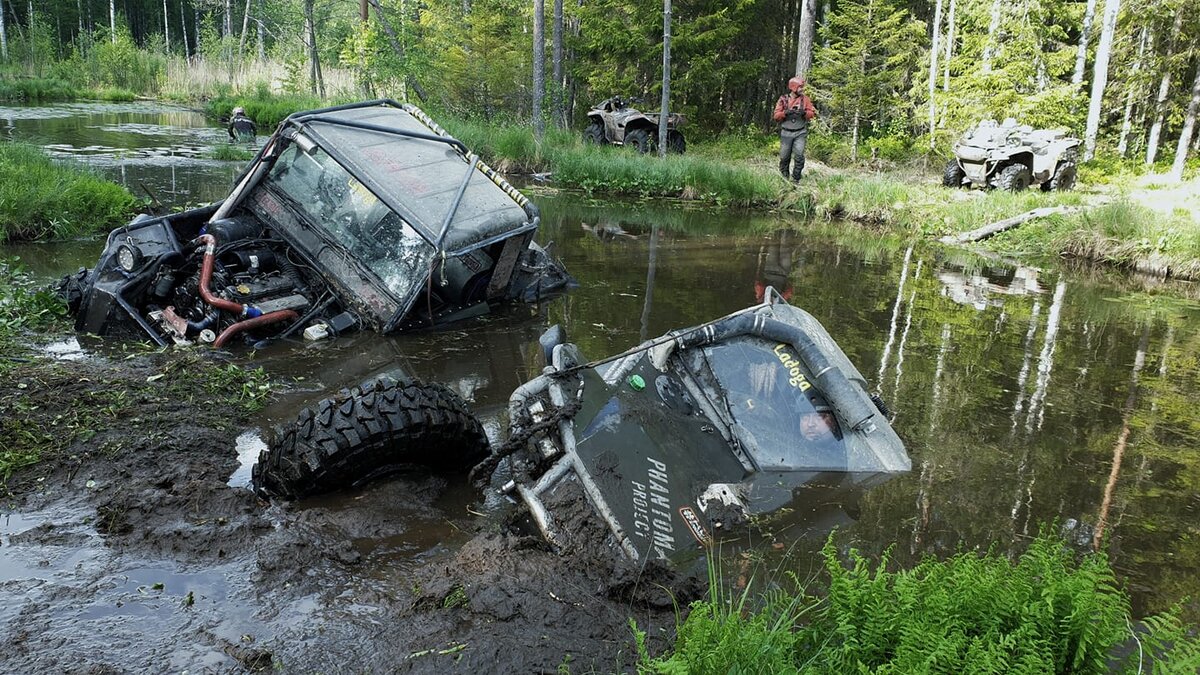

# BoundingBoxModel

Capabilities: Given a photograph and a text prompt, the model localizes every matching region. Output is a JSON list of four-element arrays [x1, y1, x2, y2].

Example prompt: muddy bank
[[1, 344, 693, 673]]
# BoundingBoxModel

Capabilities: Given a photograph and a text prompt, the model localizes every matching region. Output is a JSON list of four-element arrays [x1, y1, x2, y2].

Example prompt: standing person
[[227, 107, 258, 143], [773, 77, 817, 181]]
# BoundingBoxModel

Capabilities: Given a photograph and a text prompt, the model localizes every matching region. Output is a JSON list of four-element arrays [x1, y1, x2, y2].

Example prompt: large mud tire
[[626, 128, 653, 154], [252, 376, 489, 500], [1048, 149, 1078, 191], [667, 130, 686, 154], [584, 121, 607, 145], [992, 162, 1032, 192], [943, 159, 966, 188]]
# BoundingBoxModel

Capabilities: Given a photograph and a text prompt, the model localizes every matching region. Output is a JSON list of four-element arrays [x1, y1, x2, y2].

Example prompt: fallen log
[[940, 206, 1082, 245]]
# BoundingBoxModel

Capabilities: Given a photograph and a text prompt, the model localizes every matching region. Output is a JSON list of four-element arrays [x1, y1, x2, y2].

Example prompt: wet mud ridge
[[1, 348, 695, 673]]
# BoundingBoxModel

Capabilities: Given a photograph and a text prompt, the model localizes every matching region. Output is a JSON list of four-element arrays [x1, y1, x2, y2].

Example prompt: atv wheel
[[1048, 149, 1078, 191], [942, 159, 966, 188], [584, 121, 607, 145], [667, 130, 686, 154], [626, 129, 653, 154], [993, 163, 1032, 192], [252, 375, 489, 500]]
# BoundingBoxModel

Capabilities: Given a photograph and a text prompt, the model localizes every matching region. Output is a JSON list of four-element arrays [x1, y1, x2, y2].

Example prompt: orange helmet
[[788, 77, 805, 92]]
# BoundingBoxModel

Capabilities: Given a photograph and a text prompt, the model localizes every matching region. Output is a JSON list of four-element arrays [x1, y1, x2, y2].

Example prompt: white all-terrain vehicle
[[945, 119, 1080, 192]]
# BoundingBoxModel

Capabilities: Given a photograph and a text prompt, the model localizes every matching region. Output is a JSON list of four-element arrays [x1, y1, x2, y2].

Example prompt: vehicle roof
[[289, 102, 535, 254]]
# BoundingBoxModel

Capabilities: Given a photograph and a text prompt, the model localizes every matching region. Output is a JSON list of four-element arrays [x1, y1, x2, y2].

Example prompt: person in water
[[227, 107, 257, 143]]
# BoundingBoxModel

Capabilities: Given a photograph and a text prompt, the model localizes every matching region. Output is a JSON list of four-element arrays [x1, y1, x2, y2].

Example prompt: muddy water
[[4, 104, 1200, 667]]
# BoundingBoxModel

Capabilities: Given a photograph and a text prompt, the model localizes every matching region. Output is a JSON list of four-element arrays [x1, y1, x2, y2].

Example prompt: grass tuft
[[0, 143, 138, 243]]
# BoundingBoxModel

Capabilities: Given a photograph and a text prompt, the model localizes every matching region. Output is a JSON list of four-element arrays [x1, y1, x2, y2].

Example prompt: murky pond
[[3, 103, 1200, 668], [0, 100, 239, 206]]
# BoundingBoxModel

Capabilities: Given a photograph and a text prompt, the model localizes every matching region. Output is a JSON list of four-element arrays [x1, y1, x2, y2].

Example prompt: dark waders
[[779, 126, 808, 181]]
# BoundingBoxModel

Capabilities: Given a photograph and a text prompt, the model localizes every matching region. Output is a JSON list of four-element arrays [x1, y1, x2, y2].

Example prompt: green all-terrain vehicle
[[63, 100, 572, 349], [254, 293, 911, 564], [944, 119, 1080, 192], [584, 97, 686, 154]]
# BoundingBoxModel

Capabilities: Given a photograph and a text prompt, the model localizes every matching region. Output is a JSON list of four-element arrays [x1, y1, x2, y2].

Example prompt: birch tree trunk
[[238, 0, 251, 57], [194, 6, 201, 54], [224, 0, 232, 38], [1072, 0, 1098, 85], [794, 0, 816, 78], [927, 0, 944, 149], [942, 0, 956, 92], [256, 0, 265, 60], [532, 0, 545, 140], [552, 0, 563, 128], [163, 0, 170, 52], [77, 0, 82, 36], [657, 0, 671, 158], [1147, 11, 1184, 165], [1083, 0, 1121, 161], [1117, 26, 1148, 157], [0, 0, 7, 59], [1169, 60, 1200, 182], [981, 0, 1002, 73], [110, 0, 116, 43], [180, 0, 189, 58]]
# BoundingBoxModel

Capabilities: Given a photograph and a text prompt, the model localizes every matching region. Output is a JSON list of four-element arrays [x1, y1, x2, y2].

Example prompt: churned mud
[[1, 343, 696, 673]]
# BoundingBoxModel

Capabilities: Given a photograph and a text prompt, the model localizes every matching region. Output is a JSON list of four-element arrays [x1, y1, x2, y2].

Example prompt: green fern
[[638, 529, 1200, 674]]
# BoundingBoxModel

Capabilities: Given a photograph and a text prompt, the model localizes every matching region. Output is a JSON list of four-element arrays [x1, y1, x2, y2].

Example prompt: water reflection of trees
[[534, 192, 1200, 619]]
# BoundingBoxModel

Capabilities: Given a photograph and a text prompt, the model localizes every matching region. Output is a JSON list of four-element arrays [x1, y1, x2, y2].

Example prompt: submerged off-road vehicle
[[584, 97, 686, 154], [254, 293, 911, 564], [65, 100, 571, 348], [944, 119, 1080, 192]]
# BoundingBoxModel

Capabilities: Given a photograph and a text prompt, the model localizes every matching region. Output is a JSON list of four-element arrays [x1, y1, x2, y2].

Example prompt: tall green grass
[[639, 532, 1200, 673], [0, 143, 138, 243], [1026, 201, 1200, 279], [0, 77, 78, 102], [206, 90, 338, 132]]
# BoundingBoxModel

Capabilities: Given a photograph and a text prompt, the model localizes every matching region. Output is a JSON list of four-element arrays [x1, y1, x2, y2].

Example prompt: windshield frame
[[259, 140, 437, 319]]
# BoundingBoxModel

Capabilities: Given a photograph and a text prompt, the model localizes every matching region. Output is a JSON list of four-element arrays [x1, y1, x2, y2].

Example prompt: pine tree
[[813, 0, 921, 159]]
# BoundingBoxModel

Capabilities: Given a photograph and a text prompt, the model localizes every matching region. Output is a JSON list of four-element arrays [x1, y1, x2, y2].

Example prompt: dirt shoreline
[[0, 342, 694, 673]]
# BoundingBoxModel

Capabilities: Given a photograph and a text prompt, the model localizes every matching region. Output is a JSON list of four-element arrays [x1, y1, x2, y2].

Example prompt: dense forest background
[[0, 0, 1197, 166]]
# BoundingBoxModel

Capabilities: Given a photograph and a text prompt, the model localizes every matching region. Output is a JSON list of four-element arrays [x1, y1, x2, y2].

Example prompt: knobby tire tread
[[253, 376, 488, 499]]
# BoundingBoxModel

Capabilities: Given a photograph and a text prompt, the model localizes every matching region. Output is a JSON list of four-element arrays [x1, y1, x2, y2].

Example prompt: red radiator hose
[[214, 310, 299, 348], [196, 234, 251, 315], [195, 233, 300, 348]]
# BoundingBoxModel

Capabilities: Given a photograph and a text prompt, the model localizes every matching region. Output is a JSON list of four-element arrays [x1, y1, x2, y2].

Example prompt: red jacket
[[773, 93, 816, 123]]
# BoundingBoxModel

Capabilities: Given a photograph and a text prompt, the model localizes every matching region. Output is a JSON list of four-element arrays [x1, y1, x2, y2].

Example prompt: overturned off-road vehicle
[[253, 293, 911, 565], [584, 97, 686, 154], [65, 100, 572, 348], [944, 119, 1080, 192]]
